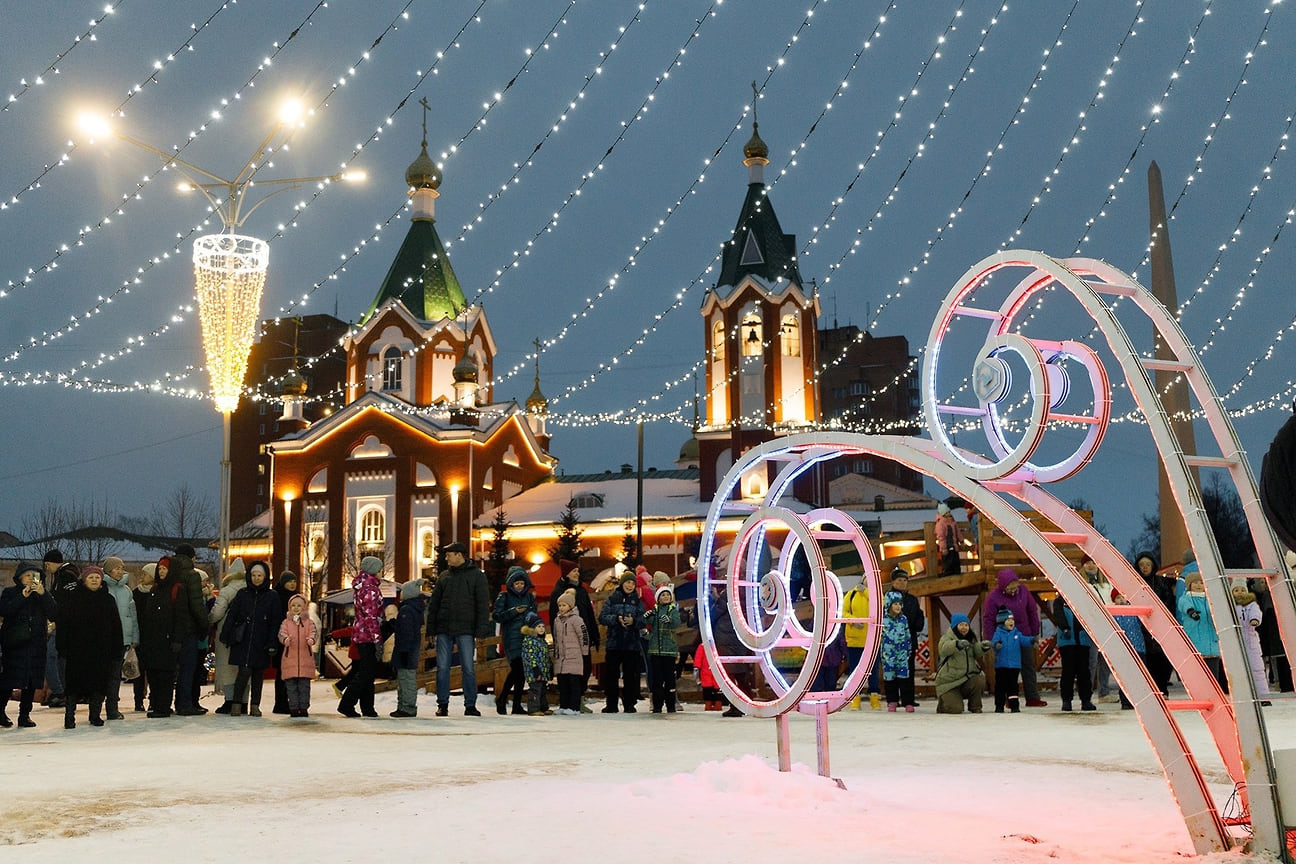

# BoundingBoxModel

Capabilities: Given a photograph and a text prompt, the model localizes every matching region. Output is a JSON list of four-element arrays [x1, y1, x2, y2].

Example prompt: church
[[240, 110, 927, 594], [259, 123, 556, 594]]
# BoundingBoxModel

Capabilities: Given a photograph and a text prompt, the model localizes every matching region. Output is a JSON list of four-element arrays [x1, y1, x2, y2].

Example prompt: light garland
[[193, 234, 268, 413], [2, 2, 123, 116]]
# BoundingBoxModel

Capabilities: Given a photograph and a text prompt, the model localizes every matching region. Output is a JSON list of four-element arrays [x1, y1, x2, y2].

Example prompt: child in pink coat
[[278, 594, 317, 718]]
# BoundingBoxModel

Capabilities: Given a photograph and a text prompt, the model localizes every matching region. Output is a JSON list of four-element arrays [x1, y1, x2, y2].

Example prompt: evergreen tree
[[548, 502, 585, 564], [486, 509, 512, 595], [620, 517, 641, 568]]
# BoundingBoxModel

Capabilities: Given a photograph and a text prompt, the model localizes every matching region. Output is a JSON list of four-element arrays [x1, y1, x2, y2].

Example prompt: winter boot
[[848, 696, 861, 711], [887, 702, 898, 712], [1008, 696, 1020, 713], [0, 711, 11, 728], [904, 705, 915, 713], [869, 693, 882, 711], [495, 692, 508, 715], [230, 703, 244, 717]]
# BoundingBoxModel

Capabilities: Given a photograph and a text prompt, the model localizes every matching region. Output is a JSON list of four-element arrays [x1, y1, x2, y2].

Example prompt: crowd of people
[[2, 541, 1289, 730]]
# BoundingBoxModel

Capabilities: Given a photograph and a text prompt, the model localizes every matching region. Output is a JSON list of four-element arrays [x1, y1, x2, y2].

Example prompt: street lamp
[[80, 102, 363, 578]]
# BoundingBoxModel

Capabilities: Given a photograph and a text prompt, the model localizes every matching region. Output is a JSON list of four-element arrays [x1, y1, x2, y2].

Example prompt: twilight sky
[[2, 0, 1295, 555]]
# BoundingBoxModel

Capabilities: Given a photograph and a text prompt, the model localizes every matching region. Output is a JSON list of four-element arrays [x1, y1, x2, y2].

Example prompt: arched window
[[741, 313, 763, 357], [711, 320, 726, 364], [780, 315, 800, 356], [359, 507, 385, 546], [382, 346, 403, 391]]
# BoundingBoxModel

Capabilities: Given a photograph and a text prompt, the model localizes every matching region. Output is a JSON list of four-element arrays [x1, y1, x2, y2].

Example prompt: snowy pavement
[[3, 682, 1289, 863]]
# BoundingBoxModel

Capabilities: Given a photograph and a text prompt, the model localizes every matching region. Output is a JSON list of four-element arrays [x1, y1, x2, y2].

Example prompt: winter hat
[[655, 584, 674, 603], [442, 542, 467, 555], [247, 560, 270, 580], [43, 549, 64, 564], [950, 613, 971, 629], [523, 611, 543, 628], [1230, 576, 1250, 591], [157, 555, 172, 570], [14, 562, 41, 584], [1110, 587, 1124, 603], [890, 566, 909, 582], [884, 590, 903, 611], [619, 572, 638, 590], [652, 571, 671, 587], [400, 579, 424, 601], [286, 592, 307, 611], [507, 566, 533, 594], [996, 608, 1014, 624], [102, 556, 125, 573], [278, 570, 299, 588], [226, 557, 246, 577], [936, 502, 951, 516], [81, 565, 104, 579], [557, 588, 577, 609], [360, 555, 384, 575], [174, 543, 196, 558], [140, 563, 157, 581], [507, 565, 528, 583]]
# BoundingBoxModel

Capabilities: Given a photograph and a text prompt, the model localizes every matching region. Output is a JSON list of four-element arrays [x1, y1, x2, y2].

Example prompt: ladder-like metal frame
[[698, 250, 1294, 858]]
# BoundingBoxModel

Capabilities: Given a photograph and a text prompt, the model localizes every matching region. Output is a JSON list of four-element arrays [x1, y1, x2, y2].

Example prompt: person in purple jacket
[[982, 568, 1046, 707]]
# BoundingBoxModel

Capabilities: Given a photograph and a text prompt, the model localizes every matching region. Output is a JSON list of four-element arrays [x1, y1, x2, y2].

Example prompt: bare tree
[[20, 498, 123, 565], [149, 483, 216, 559]]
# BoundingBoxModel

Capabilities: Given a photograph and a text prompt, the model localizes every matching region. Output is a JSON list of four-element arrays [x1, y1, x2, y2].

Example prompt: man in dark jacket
[[598, 573, 644, 713], [427, 543, 490, 716], [548, 565, 601, 710], [168, 544, 211, 715]]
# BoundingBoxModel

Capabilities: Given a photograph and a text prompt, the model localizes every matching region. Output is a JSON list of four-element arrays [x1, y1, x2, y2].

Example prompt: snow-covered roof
[[476, 470, 712, 527]]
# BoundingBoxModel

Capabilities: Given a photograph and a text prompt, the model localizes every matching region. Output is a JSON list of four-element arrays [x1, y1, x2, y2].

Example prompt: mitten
[[994, 641, 1003, 649], [979, 640, 992, 652], [1250, 618, 1261, 628], [955, 639, 970, 650], [1187, 608, 1201, 621]]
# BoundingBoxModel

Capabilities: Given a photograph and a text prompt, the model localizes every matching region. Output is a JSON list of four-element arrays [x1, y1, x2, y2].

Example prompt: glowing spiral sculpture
[[192, 233, 268, 414]]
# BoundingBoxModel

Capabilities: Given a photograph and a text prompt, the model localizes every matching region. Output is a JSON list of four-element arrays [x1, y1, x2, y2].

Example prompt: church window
[[359, 507, 386, 546], [740, 232, 764, 266], [780, 315, 800, 357], [711, 321, 726, 364], [569, 492, 604, 509], [741, 313, 762, 357], [382, 347, 403, 391]]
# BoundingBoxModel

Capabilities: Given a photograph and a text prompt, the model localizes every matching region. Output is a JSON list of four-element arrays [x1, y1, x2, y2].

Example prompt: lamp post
[[81, 102, 363, 578]]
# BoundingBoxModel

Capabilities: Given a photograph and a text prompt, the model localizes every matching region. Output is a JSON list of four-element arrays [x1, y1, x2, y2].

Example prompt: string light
[[1, 2, 122, 116]]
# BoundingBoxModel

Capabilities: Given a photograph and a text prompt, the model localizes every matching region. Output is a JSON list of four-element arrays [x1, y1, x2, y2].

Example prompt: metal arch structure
[[698, 250, 1296, 859]]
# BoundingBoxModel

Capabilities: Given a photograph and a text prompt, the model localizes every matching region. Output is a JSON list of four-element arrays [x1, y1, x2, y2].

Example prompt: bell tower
[[697, 96, 820, 499]]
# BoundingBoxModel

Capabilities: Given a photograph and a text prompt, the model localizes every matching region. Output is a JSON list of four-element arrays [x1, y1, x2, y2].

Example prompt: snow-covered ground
[[4, 683, 1288, 863]]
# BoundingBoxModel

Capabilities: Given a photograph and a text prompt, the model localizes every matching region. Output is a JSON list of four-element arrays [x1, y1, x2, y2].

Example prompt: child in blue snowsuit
[[520, 612, 552, 716], [991, 608, 1035, 713], [881, 591, 915, 711], [1110, 587, 1146, 710]]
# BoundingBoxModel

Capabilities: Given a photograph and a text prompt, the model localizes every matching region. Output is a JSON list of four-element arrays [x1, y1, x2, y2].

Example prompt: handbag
[[121, 646, 140, 681]]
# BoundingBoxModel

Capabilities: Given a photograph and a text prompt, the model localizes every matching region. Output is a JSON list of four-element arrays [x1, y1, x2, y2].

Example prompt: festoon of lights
[[12, 0, 1296, 435], [1008, 2, 1287, 419], [0, 0, 443, 380], [0, 0, 334, 308], [77, 99, 363, 578], [2, 2, 122, 115]]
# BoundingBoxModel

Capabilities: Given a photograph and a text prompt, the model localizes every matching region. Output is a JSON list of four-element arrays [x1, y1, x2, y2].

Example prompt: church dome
[[526, 381, 548, 414], [452, 354, 478, 384], [743, 122, 769, 162], [405, 142, 442, 190], [678, 435, 699, 463], [278, 366, 308, 398]]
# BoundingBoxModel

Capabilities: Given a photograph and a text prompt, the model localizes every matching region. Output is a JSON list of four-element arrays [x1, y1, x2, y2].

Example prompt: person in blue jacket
[[990, 609, 1035, 713], [1053, 594, 1096, 712], [1177, 571, 1224, 689]]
